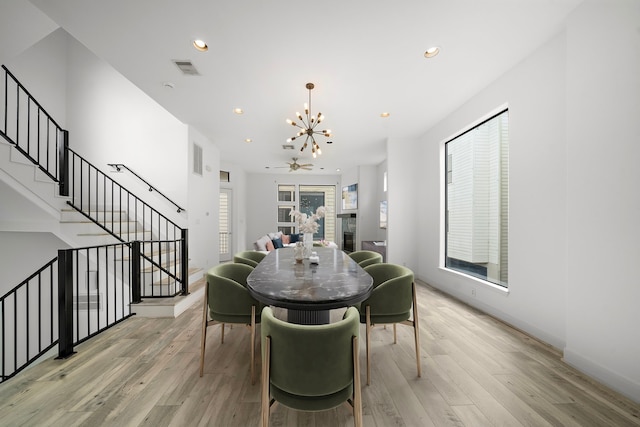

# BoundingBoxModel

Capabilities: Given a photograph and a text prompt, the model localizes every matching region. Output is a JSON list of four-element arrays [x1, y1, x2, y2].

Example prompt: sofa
[[254, 232, 337, 252], [253, 232, 300, 252]]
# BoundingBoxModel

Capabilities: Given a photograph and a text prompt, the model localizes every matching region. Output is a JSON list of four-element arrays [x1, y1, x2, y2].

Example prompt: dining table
[[246, 246, 373, 324]]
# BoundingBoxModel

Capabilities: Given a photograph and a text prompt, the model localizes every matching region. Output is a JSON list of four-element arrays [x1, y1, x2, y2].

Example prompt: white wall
[[187, 126, 220, 271], [0, 0, 57, 66], [564, 0, 640, 401], [65, 33, 189, 217], [414, 0, 639, 402], [5, 28, 67, 127], [418, 29, 567, 345], [387, 137, 420, 270], [245, 173, 340, 250], [0, 231, 69, 295]]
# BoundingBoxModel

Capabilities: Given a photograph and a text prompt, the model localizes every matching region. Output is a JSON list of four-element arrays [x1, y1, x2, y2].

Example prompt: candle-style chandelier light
[[286, 83, 332, 158]]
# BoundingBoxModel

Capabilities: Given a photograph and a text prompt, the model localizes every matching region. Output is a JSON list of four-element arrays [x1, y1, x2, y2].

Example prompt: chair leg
[[221, 323, 225, 344], [393, 323, 397, 344], [261, 337, 271, 427], [250, 305, 256, 385], [199, 284, 209, 377], [412, 281, 422, 378], [352, 336, 363, 427], [365, 305, 371, 386]]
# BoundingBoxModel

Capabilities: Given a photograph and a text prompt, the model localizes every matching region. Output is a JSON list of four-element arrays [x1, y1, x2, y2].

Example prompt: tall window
[[277, 184, 336, 242], [445, 109, 509, 287]]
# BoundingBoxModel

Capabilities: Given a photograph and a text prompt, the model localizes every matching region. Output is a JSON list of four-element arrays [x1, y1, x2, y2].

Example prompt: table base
[[287, 309, 330, 325]]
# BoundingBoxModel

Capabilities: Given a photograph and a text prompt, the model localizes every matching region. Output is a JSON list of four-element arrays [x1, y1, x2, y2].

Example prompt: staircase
[[1, 64, 201, 318]]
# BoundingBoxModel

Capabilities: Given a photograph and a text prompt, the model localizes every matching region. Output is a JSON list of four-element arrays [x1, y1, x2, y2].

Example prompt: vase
[[303, 233, 314, 258]]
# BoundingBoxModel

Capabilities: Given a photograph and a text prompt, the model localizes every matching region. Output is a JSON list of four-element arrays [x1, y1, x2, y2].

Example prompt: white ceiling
[[24, 0, 581, 174]]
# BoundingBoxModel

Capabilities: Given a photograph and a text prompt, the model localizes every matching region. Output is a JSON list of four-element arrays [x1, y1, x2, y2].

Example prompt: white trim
[[439, 102, 510, 284], [438, 266, 510, 295]]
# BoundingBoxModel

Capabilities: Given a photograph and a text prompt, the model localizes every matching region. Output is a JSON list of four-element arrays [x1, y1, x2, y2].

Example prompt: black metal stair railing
[[1, 65, 69, 196], [68, 148, 189, 298], [1, 243, 139, 384], [2, 64, 189, 298], [0, 258, 58, 383]]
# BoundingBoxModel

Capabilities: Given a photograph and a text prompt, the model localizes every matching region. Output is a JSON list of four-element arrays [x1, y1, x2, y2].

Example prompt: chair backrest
[[233, 251, 266, 267], [348, 250, 383, 267], [206, 263, 259, 318], [362, 263, 414, 316], [262, 306, 359, 402]]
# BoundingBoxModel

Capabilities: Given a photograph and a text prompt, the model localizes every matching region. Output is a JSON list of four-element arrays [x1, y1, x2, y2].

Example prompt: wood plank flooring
[[1, 281, 639, 426]]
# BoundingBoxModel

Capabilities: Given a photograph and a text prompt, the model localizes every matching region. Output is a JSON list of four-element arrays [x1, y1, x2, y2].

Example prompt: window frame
[[443, 106, 509, 289]]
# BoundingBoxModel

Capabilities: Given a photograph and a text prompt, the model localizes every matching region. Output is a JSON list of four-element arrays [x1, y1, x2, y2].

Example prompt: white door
[[219, 188, 233, 262]]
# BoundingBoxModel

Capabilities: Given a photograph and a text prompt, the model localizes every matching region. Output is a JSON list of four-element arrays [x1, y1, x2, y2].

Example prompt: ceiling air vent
[[282, 144, 295, 150], [173, 60, 200, 76]]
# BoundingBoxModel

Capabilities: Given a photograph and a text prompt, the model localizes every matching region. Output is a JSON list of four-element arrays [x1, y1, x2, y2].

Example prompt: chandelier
[[286, 83, 332, 158]]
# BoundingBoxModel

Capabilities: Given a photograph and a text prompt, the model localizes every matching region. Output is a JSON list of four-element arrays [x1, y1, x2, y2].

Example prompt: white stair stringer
[[0, 142, 68, 229]]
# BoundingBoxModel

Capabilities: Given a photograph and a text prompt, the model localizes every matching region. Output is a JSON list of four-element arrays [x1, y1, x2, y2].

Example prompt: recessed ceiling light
[[245, 138, 252, 143], [424, 46, 440, 58], [380, 112, 390, 118], [193, 39, 208, 52], [336, 168, 341, 172], [233, 108, 244, 114]]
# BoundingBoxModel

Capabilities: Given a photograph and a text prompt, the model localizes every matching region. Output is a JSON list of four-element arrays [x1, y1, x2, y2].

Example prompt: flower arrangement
[[290, 206, 326, 234]]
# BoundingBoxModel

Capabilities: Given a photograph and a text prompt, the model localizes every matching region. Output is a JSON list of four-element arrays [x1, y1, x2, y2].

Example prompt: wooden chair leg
[[199, 284, 209, 377], [393, 323, 397, 344], [221, 323, 225, 344], [261, 337, 271, 427], [352, 336, 363, 427], [365, 305, 371, 386], [250, 305, 256, 385], [412, 281, 422, 378]]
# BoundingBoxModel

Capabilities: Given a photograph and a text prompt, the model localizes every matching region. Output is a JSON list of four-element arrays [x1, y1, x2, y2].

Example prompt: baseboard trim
[[563, 348, 640, 404]]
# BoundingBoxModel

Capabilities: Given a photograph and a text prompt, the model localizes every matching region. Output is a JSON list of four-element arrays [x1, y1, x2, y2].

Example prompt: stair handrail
[[1, 65, 68, 195], [68, 148, 189, 297], [107, 163, 185, 213]]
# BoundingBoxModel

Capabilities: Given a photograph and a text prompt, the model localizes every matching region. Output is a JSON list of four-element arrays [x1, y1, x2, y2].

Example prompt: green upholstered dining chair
[[233, 250, 267, 268], [260, 307, 363, 427], [348, 250, 383, 268], [200, 263, 263, 384], [359, 263, 421, 385]]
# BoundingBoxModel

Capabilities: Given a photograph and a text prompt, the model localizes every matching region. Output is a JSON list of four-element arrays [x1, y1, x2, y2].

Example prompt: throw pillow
[[281, 234, 290, 245], [272, 238, 283, 249], [265, 240, 275, 251], [255, 235, 271, 251], [289, 233, 300, 243]]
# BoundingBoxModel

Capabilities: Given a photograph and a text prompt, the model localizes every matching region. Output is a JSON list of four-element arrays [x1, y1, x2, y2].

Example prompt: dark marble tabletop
[[246, 247, 373, 310]]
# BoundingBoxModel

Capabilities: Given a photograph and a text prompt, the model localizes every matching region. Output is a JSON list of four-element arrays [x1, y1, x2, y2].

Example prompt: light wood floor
[[1, 281, 639, 426]]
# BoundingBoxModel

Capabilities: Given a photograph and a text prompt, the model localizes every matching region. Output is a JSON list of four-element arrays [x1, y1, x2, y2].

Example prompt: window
[[276, 184, 336, 242], [445, 109, 509, 287]]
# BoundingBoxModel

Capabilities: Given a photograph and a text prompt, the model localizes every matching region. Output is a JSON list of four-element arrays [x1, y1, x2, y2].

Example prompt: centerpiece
[[290, 206, 326, 257]]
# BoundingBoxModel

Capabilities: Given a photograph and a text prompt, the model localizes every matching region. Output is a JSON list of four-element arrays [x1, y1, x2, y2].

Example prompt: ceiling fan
[[276, 157, 313, 172]]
